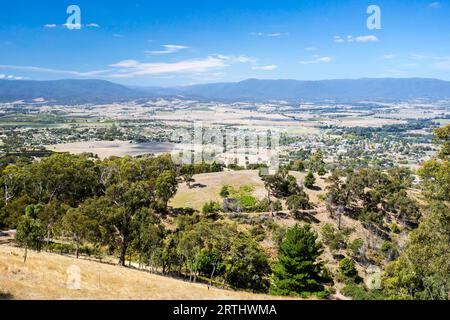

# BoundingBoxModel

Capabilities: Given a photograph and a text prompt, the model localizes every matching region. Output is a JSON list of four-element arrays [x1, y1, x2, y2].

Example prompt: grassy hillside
[[0, 245, 288, 300], [170, 170, 327, 211]]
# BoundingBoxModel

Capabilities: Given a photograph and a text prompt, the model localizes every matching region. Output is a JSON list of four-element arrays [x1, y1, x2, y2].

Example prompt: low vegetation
[[0, 124, 449, 300]]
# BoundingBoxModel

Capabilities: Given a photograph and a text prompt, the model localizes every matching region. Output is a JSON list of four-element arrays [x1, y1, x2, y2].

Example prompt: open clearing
[[0, 245, 286, 300], [171, 170, 266, 211], [170, 170, 327, 211]]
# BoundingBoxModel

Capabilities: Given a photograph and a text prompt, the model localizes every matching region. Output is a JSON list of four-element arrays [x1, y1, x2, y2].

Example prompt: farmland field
[[46, 141, 175, 159]]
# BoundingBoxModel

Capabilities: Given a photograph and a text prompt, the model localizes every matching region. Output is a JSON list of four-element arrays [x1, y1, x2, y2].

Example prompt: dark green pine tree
[[270, 224, 325, 297]]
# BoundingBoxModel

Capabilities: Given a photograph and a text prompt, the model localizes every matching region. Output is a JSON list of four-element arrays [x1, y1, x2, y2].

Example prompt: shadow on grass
[[294, 211, 321, 224], [0, 291, 14, 300], [306, 185, 322, 191], [191, 183, 207, 189]]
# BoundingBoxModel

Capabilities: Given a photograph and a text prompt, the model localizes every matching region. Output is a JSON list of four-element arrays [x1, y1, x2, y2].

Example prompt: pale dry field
[[0, 245, 285, 300], [335, 117, 406, 127], [46, 141, 174, 159], [154, 107, 322, 130]]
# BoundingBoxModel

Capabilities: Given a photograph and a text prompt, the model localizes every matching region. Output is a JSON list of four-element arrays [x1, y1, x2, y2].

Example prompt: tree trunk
[[189, 259, 193, 282], [209, 264, 216, 287], [178, 255, 183, 276], [118, 242, 128, 266], [23, 245, 28, 263], [46, 228, 51, 252], [5, 184, 10, 204], [75, 240, 79, 259]]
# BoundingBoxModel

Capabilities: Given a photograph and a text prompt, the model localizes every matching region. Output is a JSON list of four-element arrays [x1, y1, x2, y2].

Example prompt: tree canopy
[[271, 224, 326, 297]]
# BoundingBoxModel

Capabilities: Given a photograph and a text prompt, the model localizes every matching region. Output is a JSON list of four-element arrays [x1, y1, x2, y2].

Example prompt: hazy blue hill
[[0, 79, 139, 104], [175, 78, 450, 101], [1, 78, 450, 103]]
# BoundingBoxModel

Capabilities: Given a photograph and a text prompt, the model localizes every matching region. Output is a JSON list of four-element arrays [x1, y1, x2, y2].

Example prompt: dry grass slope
[[0, 245, 288, 300], [170, 170, 328, 211]]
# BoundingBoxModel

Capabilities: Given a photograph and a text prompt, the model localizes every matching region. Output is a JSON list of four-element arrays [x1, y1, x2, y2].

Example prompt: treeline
[[335, 119, 437, 137]]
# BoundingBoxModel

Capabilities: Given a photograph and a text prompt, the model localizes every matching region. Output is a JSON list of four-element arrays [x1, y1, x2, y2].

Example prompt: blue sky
[[0, 0, 449, 86]]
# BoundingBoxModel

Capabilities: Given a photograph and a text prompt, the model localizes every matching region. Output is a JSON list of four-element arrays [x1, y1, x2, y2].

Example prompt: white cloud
[[410, 53, 450, 61], [250, 32, 287, 37], [0, 74, 24, 80], [145, 44, 189, 55], [0, 65, 112, 77], [232, 56, 255, 63], [429, 2, 440, 9], [215, 54, 256, 63], [45, 23, 100, 29], [62, 23, 82, 29], [410, 53, 428, 60], [300, 56, 333, 64], [382, 54, 396, 59], [252, 65, 278, 71], [109, 56, 231, 78], [334, 35, 378, 43], [108, 54, 255, 78], [409, 53, 450, 70], [110, 60, 140, 68], [0, 53, 255, 79], [355, 35, 378, 43]]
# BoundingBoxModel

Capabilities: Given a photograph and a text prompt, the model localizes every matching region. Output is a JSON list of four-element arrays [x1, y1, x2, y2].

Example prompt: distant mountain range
[[2, 78, 450, 104], [0, 79, 139, 104]]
